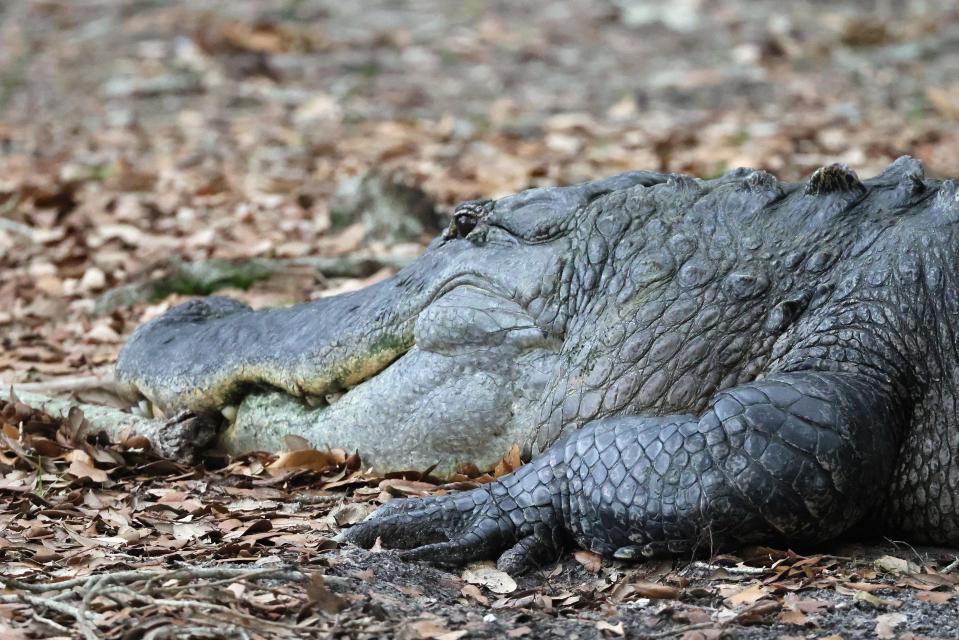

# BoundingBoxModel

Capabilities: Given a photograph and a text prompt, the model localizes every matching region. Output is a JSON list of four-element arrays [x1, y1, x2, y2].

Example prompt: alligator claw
[[338, 481, 565, 574]]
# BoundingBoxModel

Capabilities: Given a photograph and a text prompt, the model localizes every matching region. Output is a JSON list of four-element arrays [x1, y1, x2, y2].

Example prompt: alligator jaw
[[114, 269, 429, 416]]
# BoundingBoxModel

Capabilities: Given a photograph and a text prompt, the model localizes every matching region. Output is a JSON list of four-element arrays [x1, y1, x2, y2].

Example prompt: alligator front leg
[[339, 371, 904, 573]]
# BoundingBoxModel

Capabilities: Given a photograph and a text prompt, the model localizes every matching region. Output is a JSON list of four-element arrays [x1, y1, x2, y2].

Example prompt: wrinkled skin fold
[[119, 157, 959, 570]]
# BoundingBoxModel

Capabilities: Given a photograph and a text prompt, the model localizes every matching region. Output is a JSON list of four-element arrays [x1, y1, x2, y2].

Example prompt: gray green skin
[[117, 156, 959, 572]]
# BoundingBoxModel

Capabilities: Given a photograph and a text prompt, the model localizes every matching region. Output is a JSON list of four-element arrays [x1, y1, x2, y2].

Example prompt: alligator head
[[115, 171, 666, 470]]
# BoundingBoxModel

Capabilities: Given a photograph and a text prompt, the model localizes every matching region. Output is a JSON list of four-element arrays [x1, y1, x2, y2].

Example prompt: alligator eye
[[453, 212, 477, 237]]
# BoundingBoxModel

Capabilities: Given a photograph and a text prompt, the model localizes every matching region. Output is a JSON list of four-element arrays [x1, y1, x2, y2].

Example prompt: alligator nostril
[[454, 212, 477, 237]]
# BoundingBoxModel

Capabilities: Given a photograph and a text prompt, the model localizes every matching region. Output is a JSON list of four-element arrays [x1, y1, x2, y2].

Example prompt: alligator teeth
[[304, 394, 326, 409], [221, 405, 238, 423], [325, 392, 344, 405], [136, 399, 154, 419]]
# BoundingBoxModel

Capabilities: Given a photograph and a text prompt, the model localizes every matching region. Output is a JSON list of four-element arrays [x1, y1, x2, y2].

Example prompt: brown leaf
[[875, 612, 907, 639], [407, 619, 467, 640], [493, 444, 523, 478], [379, 478, 435, 497], [461, 584, 489, 606], [734, 600, 781, 625], [915, 590, 955, 604], [574, 549, 602, 573], [724, 582, 771, 606], [842, 581, 887, 593], [68, 459, 108, 483], [268, 449, 344, 473], [306, 573, 348, 614], [330, 502, 375, 527], [777, 609, 808, 625], [172, 521, 214, 541], [630, 581, 682, 600]]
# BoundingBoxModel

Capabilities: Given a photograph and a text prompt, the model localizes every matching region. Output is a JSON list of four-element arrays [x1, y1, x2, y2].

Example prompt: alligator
[[116, 157, 959, 572]]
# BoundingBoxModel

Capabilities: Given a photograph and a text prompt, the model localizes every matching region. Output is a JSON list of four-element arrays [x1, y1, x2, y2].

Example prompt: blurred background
[[1, 0, 958, 384]]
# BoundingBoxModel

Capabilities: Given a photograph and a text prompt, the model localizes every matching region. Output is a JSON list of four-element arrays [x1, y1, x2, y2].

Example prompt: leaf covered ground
[[1, 1, 959, 638]]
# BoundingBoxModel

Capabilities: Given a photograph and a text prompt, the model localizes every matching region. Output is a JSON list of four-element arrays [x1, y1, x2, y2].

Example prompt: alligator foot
[[338, 453, 569, 574]]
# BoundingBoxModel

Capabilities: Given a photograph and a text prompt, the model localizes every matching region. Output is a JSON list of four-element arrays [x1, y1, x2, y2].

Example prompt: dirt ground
[[1, 1, 959, 638]]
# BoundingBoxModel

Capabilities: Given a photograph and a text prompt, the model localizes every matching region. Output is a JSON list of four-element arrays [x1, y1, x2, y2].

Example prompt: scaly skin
[[118, 157, 959, 569]]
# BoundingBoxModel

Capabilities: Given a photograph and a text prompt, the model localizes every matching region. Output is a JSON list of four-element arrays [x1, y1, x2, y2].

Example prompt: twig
[[689, 561, 767, 575], [31, 613, 71, 634], [942, 557, 959, 574], [0, 566, 304, 593], [20, 593, 99, 640], [146, 597, 307, 631], [149, 568, 301, 595], [294, 494, 342, 505], [144, 623, 253, 640], [643, 621, 718, 639], [884, 537, 929, 570]]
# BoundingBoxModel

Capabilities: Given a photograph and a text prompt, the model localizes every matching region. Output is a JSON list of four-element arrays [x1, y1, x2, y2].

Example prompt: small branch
[[146, 597, 306, 631], [645, 621, 718, 639], [1, 566, 311, 638], [0, 566, 304, 594], [942, 557, 959, 574], [20, 593, 99, 640], [689, 561, 767, 575]]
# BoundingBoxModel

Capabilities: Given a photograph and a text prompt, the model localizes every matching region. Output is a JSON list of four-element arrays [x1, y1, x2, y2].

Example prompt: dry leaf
[[574, 549, 602, 573], [875, 612, 907, 639], [379, 478, 435, 497], [725, 582, 770, 606], [67, 459, 108, 482], [875, 555, 920, 574], [407, 619, 466, 640], [462, 562, 517, 594], [172, 521, 213, 541], [330, 502, 375, 526], [915, 591, 955, 604], [630, 581, 682, 600], [595, 620, 625, 636], [777, 609, 808, 625], [306, 573, 348, 614], [268, 449, 344, 472], [461, 584, 489, 606], [493, 444, 523, 477]]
